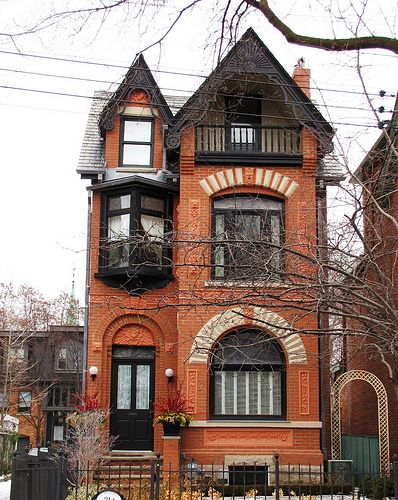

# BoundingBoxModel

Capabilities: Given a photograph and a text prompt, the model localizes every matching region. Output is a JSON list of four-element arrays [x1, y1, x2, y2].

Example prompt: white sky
[[0, 0, 396, 303]]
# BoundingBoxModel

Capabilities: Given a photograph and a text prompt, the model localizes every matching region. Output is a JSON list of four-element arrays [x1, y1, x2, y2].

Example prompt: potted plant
[[153, 387, 193, 436]]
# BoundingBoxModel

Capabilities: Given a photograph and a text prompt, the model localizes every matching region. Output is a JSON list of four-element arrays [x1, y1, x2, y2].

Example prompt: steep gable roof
[[99, 53, 173, 131], [167, 28, 333, 153]]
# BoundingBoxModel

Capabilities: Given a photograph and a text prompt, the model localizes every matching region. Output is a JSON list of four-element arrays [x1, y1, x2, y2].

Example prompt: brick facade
[[81, 30, 337, 467]]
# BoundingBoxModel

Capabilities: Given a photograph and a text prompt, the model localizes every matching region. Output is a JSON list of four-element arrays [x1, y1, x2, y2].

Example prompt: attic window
[[120, 117, 153, 167]]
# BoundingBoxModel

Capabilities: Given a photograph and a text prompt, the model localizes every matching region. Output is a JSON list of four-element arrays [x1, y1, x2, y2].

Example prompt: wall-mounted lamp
[[165, 368, 174, 383], [89, 365, 98, 381]]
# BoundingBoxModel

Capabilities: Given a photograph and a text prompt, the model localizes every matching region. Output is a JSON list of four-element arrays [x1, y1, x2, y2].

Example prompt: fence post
[[150, 458, 155, 500], [393, 453, 398, 500], [155, 452, 161, 500], [274, 452, 280, 500]]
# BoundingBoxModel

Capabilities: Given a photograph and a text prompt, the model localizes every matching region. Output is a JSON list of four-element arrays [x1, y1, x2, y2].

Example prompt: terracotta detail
[[299, 371, 310, 415], [165, 343, 175, 353], [245, 168, 255, 185], [189, 199, 201, 276], [205, 429, 293, 447], [187, 369, 197, 413], [130, 89, 149, 104], [112, 324, 155, 346]]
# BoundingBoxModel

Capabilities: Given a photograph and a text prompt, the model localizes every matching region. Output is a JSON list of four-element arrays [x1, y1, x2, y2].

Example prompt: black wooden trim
[[195, 152, 303, 166]]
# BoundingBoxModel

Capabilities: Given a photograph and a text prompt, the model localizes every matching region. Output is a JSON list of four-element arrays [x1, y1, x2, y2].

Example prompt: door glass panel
[[113, 347, 155, 359], [117, 364, 131, 410], [136, 365, 150, 410]]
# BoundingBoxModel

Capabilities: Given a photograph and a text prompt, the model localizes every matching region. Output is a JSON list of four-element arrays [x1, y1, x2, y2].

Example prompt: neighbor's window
[[102, 189, 169, 271], [120, 118, 153, 167], [211, 329, 285, 419], [9, 345, 28, 364], [18, 391, 32, 413], [212, 195, 284, 280], [55, 342, 82, 372]]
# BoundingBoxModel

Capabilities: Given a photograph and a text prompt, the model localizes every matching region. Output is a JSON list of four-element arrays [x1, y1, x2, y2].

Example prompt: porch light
[[89, 365, 98, 380], [165, 368, 174, 382]]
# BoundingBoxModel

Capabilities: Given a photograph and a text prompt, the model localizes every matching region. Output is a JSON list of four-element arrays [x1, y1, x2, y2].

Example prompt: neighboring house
[[0, 325, 83, 446], [77, 29, 342, 470], [336, 95, 398, 475]]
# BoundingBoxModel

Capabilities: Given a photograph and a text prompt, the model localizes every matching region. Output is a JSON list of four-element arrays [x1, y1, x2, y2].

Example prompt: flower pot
[[162, 422, 181, 436]]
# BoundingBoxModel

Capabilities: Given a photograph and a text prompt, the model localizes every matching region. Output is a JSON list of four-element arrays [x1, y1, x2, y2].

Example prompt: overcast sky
[[0, 0, 396, 303]]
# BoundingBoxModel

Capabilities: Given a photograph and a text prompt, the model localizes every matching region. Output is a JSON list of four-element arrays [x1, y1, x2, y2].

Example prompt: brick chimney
[[292, 66, 311, 99]]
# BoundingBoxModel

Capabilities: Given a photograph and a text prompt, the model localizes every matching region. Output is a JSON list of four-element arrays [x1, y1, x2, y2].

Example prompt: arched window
[[210, 329, 285, 419], [212, 195, 284, 280]]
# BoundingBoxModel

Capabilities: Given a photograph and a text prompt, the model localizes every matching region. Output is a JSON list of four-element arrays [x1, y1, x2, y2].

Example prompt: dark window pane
[[141, 196, 164, 212], [112, 346, 155, 359], [109, 195, 130, 211]]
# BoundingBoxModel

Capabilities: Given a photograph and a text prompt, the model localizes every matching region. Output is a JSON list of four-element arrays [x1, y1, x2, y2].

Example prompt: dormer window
[[120, 118, 153, 167]]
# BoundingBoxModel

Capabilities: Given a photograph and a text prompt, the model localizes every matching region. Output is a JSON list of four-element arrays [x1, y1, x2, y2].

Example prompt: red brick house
[[336, 95, 398, 475], [77, 29, 342, 470]]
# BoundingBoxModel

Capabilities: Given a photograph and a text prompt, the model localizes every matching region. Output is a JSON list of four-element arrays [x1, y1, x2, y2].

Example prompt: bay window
[[212, 195, 284, 280], [210, 329, 285, 420], [100, 188, 170, 273]]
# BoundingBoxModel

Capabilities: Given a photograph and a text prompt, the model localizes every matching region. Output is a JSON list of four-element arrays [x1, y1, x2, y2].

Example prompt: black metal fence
[[9, 449, 398, 500]]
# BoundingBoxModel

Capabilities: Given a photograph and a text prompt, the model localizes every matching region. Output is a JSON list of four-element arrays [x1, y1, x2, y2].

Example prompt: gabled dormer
[[167, 28, 334, 168], [77, 55, 179, 292]]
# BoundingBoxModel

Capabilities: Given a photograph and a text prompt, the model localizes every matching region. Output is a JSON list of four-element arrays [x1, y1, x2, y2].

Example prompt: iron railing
[[195, 125, 302, 155], [10, 449, 398, 500]]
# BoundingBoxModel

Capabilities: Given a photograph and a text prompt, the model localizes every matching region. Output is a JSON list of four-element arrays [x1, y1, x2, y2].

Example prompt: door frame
[[110, 346, 155, 451]]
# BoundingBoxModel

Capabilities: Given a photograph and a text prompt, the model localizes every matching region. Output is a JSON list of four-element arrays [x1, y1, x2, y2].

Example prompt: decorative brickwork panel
[[187, 369, 197, 414], [112, 325, 154, 346], [299, 371, 310, 415], [205, 429, 293, 447]]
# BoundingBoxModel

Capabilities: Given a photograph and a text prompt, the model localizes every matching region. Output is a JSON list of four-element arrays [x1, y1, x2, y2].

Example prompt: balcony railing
[[195, 125, 302, 158]]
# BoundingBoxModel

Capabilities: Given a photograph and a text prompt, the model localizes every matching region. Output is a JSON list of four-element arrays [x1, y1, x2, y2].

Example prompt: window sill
[[205, 280, 290, 288], [116, 167, 158, 173], [190, 421, 322, 428]]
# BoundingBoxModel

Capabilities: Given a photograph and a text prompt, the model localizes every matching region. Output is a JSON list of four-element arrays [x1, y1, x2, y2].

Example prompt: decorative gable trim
[[167, 28, 333, 152], [199, 168, 298, 198], [99, 54, 172, 131], [189, 307, 307, 365]]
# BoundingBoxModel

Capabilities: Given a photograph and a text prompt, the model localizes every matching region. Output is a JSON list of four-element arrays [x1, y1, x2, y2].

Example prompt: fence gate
[[10, 448, 68, 500], [331, 370, 389, 475]]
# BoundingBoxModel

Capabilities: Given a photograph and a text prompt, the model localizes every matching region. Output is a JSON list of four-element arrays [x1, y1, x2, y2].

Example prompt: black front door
[[110, 346, 155, 450]]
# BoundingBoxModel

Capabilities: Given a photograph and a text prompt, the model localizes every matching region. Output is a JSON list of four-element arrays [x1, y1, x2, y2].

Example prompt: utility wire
[[0, 48, 395, 98], [0, 83, 387, 128], [0, 66, 392, 114]]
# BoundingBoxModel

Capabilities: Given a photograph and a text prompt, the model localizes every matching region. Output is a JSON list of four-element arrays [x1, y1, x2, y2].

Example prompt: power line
[[0, 83, 386, 128], [0, 66, 392, 114], [0, 48, 395, 98]]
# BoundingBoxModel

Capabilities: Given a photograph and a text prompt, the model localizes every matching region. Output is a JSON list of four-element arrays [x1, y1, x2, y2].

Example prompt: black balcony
[[195, 125, 302, 165]]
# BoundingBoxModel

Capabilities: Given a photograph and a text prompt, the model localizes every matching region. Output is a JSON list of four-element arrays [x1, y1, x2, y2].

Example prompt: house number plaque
[[92, 490, 124, 500]]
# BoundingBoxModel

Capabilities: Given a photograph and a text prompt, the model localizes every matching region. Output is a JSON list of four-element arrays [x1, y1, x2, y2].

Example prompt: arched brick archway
[[199, 168, 299, 198], [188, 307, 307, 365], [331, 370, 389, 475]]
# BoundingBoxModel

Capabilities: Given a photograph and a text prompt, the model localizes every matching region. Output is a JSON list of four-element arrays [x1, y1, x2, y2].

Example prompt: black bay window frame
[[211, 195, 285, 281], [209, 329, 286, 421], [97, 186, 173, 278], [119, 117, 154, 168]]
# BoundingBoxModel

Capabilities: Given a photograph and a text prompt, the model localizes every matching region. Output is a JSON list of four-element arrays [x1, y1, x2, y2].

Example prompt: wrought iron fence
[[10, 449, 398, 500]]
